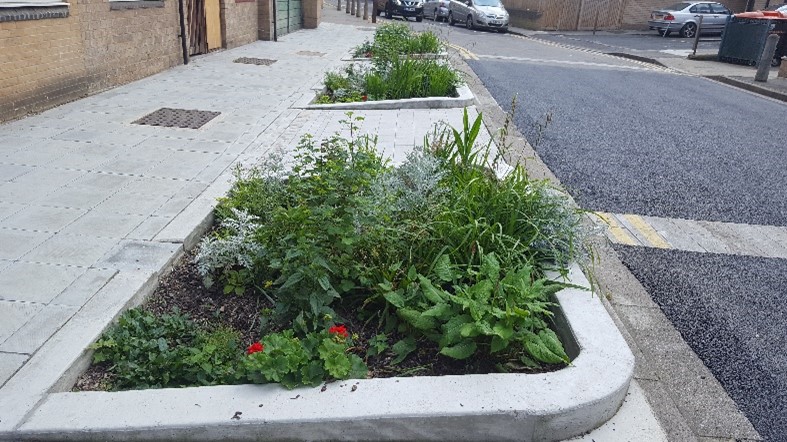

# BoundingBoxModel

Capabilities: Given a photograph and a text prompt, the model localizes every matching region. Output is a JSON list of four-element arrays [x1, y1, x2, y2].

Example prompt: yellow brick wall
[[74, 0, 183, 93], [0, 13, 89, 121], [223, 0, 259, 48], [2, 0, 184, 122], [258, 0, 274, 40], [1, 0, 275, 122]]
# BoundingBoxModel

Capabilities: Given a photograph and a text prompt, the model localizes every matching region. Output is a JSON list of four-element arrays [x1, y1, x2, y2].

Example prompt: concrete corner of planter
[[10, 264, 635, 442], [293, 83, 476, 110]]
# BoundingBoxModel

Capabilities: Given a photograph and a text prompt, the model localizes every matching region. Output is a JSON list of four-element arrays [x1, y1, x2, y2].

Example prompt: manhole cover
[[296, 51, 326, 57], [234, 57, 277, 66], [133, 108, 220, 129]]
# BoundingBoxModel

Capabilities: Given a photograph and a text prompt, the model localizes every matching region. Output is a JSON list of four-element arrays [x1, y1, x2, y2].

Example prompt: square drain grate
[[234, 57, 277, 66], [133, 108, 220, 129], [296, 51, 325, 57]]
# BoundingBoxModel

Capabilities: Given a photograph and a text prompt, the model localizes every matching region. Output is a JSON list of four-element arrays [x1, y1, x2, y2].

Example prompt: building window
[[0, 1, 69, 22], [0, 0, 68, 7], [108, 0, 165, 10]]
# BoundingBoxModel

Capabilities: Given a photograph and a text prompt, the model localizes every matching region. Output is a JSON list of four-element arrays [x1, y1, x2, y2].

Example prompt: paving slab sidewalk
[[1, 6, 667, 440]]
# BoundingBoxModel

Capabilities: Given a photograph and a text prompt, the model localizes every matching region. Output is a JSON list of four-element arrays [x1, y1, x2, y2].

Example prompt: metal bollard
[[356, 0, 361, 17], [592, 9, 600, 35], [351, 0, 356, 15], [372, 0, 377, 22], [337, 0, 341, 10], [691, 15, 703, 57], [363, 0, 368, 20], [346, 0, 350, 14], [755, 34, 780, 82]]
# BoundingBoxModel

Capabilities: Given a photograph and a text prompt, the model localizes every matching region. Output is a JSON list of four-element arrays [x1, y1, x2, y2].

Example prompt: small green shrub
[[353, 24, 443, 60], [243, 327, 367, 389], [90, 308, 242, 390], [381, 253, 571, 365]]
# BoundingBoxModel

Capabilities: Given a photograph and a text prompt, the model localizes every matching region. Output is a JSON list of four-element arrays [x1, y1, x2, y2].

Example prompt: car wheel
[[416, 14, 423, 22], [679, 22, 697, 38], [772, 57, 782, 67], [448, 12, 455, 25], [658, 29, 671, 36], [465, 14, 473, 29], [385, 6, 392, 18], [498, 27, 507, 33]]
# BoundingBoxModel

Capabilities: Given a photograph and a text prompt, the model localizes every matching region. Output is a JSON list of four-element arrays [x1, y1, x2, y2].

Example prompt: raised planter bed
[[341, 52, 450, 62], [12, 263, 634, 441], [293, 84, 476, 110]]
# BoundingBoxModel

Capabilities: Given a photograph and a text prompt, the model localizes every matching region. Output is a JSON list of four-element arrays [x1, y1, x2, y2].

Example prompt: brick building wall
[[0, 10, 90, 122], [503, 0, 774, 30], [77, 0, 182, 93], [1, 0, 289, 122], [258, 0, 273, 40], [1, 0, 183, 122], [223, 0, 258, 48]]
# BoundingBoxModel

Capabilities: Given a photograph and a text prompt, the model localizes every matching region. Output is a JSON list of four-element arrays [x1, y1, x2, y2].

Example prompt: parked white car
[[448, 0, 509, 32]]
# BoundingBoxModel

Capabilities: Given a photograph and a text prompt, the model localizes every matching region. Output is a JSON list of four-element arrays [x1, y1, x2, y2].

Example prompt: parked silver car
[[424, 0, 450, 21], [448, 0, 509, 32], [648, 1, 732, 38]]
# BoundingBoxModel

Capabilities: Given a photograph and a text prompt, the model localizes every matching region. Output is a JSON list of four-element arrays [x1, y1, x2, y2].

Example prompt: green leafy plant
[[365, 333, 390, 358], [90, 308, 242, 390], [324, 24, 457, 104], [381, 252, 572, 365], [243, 327, 367, 389], [353, 24, 443, 60]]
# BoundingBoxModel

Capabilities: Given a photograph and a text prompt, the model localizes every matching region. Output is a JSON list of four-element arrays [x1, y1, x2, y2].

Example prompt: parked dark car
[[376, 0, 425, 21], [648, 1, 731, 37]]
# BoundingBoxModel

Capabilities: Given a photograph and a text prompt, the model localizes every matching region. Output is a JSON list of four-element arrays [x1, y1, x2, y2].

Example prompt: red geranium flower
[[361, 95, 368, 101], [247, 341, 264, 354], [329, 325, 349, 338]]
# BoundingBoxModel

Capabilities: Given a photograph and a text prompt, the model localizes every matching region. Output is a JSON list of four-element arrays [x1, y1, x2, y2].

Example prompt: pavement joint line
[[622, 214, 672, 249], [596, 212, 638, 246]]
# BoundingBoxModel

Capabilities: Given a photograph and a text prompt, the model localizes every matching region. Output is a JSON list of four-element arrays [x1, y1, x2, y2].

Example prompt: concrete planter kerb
[[293, 83, 476, 110], [13, 264, 634, 442]]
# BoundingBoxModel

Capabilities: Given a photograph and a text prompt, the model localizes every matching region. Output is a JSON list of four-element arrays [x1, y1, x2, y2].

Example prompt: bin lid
[[735, 10, 787, 19]]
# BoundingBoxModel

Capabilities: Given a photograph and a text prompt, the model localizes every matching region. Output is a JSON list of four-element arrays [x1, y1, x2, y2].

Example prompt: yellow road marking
[[622, 214, 671, 249], [596, 212, 637, 246], [447, 43, 479, 60]]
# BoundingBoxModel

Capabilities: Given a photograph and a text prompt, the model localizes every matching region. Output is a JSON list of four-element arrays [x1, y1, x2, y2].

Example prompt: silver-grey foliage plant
[[195, 209, 265, 288], [370, 146, 446, 216]]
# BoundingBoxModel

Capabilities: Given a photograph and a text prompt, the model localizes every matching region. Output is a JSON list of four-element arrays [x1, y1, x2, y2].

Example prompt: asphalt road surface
[[529, 32, 722, 58], [469, 59, 787, 226], [615, 246, 787, 442], [439, 28, 787, 440]]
